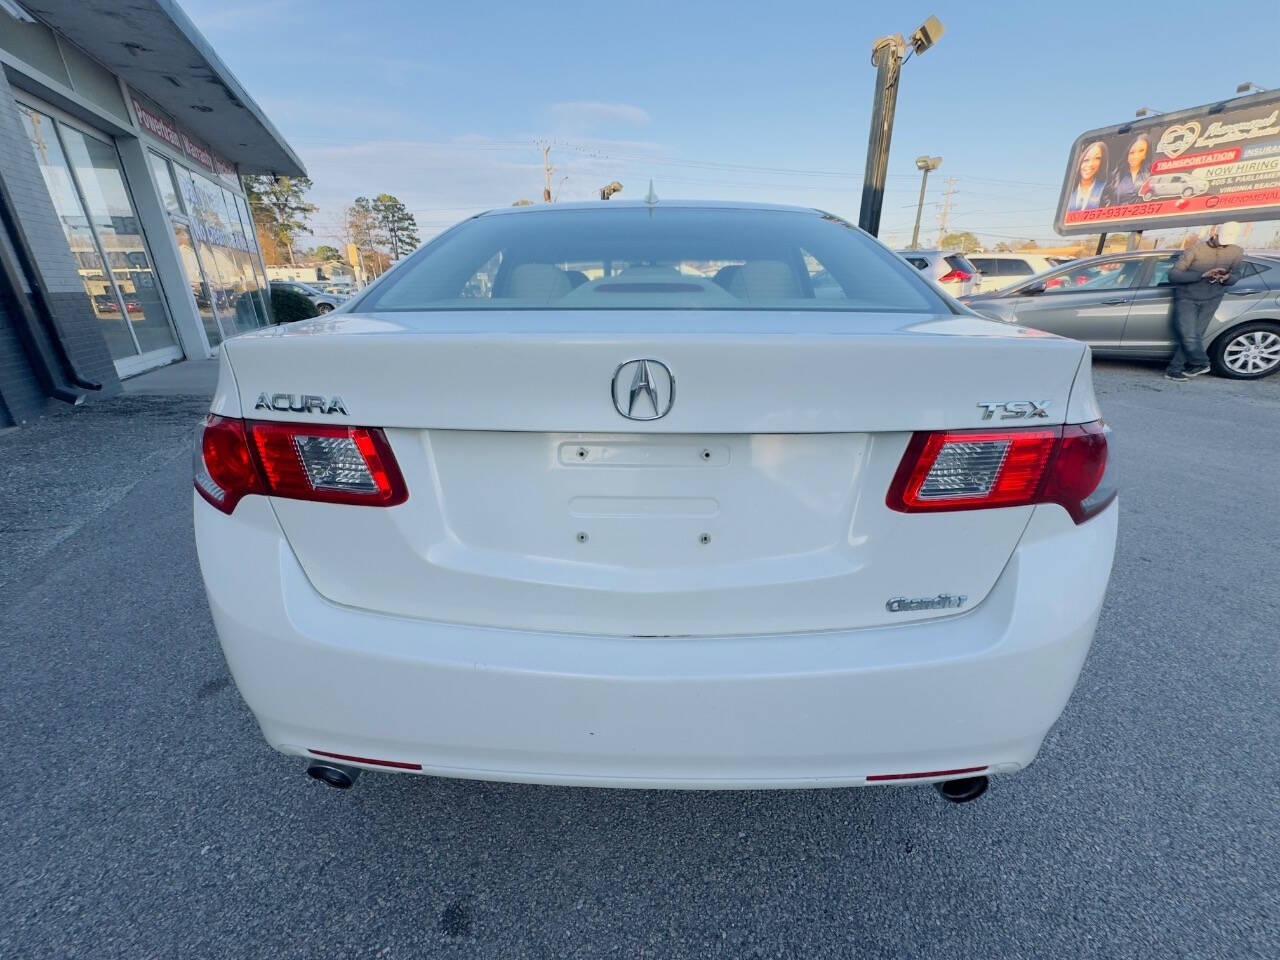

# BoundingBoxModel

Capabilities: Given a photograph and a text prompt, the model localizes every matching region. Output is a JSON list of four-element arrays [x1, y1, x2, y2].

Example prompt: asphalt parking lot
[[2, 360, 1277, 959]]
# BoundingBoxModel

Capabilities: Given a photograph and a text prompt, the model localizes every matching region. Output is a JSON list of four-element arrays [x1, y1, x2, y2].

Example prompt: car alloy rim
[[1223, 330, 1280, 374]]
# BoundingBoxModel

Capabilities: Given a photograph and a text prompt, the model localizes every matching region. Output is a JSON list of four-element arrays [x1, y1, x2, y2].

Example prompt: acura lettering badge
[[612, 359, 675, 420], [254, 392, 348, 415]]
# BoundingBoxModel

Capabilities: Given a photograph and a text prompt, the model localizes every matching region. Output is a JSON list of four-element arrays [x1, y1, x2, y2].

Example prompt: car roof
[[1051, 248, 1269, 268], [480, 198, 827, 218]]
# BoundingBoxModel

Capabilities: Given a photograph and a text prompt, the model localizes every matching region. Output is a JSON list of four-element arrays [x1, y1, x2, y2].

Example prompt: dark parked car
[[268, 280, 343, 314], [961, 251, 1280, 379]]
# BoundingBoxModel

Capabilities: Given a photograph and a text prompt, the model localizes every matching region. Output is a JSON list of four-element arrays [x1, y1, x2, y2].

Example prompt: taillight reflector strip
[[867, 765, 988, 782], [887, 421, 1113, 524], [308, 749, 422, 771], [194, 415, 408, 514]]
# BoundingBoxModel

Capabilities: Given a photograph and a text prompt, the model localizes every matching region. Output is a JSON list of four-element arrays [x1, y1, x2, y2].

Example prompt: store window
[[172, 221, 220, 347], [60, 127, 173, 353], [148, 151, 183, 216], [18, 104, 178, 365], [150, 151, 270, 344]]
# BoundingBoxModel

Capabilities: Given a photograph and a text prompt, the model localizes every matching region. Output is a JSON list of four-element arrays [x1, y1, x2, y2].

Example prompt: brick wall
[[0, 69, 120, 425], [0, 288, 46, 427]]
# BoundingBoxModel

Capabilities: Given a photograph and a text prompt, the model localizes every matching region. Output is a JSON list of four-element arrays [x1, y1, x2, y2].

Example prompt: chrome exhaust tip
[[935, 775, 989, 803], [306, 760, 360, 789]]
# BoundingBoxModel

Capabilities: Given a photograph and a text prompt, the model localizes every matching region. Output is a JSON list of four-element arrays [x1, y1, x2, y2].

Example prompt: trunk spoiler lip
[[231, 310, 1073, 343]]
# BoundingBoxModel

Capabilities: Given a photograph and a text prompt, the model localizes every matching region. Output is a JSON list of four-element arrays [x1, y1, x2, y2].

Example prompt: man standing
[[1165, 223, 1244, 381]]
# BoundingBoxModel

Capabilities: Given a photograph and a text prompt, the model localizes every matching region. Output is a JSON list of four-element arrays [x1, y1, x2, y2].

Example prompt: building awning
[[23, 0, 304, 176]]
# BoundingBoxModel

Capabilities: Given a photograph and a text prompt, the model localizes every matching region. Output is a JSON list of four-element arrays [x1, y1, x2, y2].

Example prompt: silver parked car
[[961, 251, 1280, 379]]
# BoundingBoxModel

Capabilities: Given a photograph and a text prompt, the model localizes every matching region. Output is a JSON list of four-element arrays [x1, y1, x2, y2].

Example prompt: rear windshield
[[944, 254, 978, 275], [355, 207, 950, 314]]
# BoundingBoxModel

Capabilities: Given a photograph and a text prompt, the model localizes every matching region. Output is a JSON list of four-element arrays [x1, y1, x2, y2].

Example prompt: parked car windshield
[[356, 207, 951, 314]]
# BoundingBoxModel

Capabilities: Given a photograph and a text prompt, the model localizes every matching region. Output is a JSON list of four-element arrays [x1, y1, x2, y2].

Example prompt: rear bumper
[[196, 496, 1117, 789]]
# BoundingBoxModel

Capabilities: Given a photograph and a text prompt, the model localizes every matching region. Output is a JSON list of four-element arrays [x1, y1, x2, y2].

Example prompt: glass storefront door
[[18, 106, 137, 361], [150, 151, 270, 344], [61, 127, 175, 354], [17, 102, 179, 373], [172, 222, 221, 348]]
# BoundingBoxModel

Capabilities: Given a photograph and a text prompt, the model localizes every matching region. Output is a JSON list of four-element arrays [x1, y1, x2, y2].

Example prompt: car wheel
[[1181, 187, 1195, 199], [1211, 322, 1280, 379], [316, 302, 334, 314]]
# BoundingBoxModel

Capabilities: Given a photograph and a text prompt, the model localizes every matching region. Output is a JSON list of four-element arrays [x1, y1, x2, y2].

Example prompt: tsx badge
[[977, 400, 1050, 421]]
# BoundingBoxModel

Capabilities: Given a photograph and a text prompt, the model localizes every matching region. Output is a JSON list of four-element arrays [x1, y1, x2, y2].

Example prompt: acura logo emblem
[[612, 359, 675, 420]]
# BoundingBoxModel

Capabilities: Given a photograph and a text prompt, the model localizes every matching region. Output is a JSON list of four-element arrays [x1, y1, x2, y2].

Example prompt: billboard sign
[[1054, 92, 1280, 235]]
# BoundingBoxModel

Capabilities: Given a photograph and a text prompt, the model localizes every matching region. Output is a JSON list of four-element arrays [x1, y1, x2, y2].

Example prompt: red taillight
[[246, 421, 407, 507], [1043, 422, 1111, 523], [194, 416, 407, 514], [886, 421, 1113, 524], [938, 269, 973, 284], [194, 415, 262, 513]]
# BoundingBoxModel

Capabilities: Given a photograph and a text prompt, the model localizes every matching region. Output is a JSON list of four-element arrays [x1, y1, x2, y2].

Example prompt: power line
[[290, 133, 1063, 189]]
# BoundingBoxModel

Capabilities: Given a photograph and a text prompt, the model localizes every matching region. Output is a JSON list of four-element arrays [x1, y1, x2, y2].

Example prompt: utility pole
[[911, 155, 942, 249], [936, 176, 958, 244], [856, 16, 945, 236], [542, 144, 552, 203]]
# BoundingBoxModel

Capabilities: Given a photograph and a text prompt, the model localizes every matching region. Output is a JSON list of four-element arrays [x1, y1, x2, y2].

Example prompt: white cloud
[[548, 101, 652, 130]]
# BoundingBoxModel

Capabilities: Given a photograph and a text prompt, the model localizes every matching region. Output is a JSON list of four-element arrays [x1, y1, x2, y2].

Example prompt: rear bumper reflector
[[307, 749, 423, 771], [866, 765, 988, 782]]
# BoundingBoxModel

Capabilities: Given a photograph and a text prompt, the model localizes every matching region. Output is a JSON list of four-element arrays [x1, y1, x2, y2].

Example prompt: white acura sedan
[[194, 201, 1117, 802]]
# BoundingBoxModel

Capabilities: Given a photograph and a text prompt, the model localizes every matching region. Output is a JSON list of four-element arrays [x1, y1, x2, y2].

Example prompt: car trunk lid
[[224, 311, 1084, 636]]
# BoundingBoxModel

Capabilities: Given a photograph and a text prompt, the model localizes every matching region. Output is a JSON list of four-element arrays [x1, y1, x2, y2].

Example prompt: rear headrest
[[728, 260, 800, 299], [712, 264, 742, 289], [506, 264, 571, 301]]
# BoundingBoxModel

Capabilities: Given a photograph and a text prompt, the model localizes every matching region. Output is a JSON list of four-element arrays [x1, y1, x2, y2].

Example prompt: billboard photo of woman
[[1103, 134, 1152, 206], [1067, 140, 1108, 211]]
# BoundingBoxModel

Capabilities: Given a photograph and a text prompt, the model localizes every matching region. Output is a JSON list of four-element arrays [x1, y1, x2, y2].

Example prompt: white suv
[[195, 202, 1116, 802], [895, 249, 983, 297], [967, 254, 1059, 293]]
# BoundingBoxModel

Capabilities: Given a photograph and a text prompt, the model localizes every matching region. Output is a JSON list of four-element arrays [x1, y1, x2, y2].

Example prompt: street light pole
[[857, 35, 905, 237], [856, 16, 945, 237], [910, 155, 941, 249]]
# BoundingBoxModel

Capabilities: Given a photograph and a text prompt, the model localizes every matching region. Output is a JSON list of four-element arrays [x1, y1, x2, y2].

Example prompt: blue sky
[[181, 0, 1280, 250]]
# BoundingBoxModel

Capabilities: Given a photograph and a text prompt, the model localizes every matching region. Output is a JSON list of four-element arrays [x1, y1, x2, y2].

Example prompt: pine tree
[[371, 194, 420, 261], [243, 175, 317, 266]]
